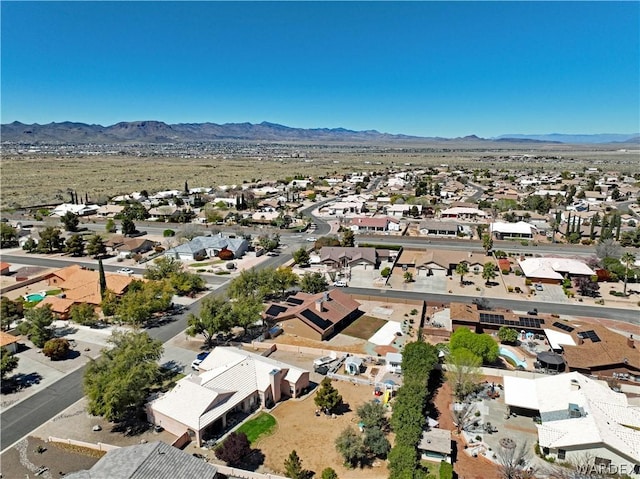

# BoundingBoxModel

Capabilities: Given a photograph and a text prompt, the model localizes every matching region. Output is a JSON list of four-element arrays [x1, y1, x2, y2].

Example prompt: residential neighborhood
[[1, 164, 639, 479]]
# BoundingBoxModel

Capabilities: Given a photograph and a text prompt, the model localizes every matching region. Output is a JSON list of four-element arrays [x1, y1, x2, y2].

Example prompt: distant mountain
[[0, 120, 430, 144], [496, 133, 640, 144]]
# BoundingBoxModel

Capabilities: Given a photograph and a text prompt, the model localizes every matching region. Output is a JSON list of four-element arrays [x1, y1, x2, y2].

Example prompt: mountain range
[[1, 120, 638, 145]]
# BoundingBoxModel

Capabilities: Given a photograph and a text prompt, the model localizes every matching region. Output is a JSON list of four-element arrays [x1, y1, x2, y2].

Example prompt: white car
[[117, 268, 134, 275], [334, 280, 348, 287], [306, 237, 317, 242]]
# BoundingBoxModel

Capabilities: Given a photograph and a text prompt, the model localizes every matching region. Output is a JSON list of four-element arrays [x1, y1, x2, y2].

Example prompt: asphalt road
[[345, 287, 640, 324]]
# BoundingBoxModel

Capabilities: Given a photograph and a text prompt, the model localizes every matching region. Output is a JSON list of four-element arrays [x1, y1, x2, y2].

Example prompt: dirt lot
[[257, 380, 390, 479]]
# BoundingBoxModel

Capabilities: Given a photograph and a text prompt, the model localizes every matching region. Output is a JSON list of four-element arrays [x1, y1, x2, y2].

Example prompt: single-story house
[[418, 220, 461, 237], [419, 428, 452, 463], [36, 296, 76, 320], [116, 238, 155, 258], [490, 221, 537, 239], [504, 372, 639, 474], [384, 204, 423, 218], [51, 203, 99, 217], [518, 257, 595, 284], [65, 441, 218, 479], [147, 347, 309, 446], [349, 216, 400, 233], [396, 249, 486, 277], [263, 289, 361, 341], [96, 204, 125, 217], [0, 331, 20, 354], [327, 201, 364, 215], [165, 233, 248, 261], [439, 207, 488, 220], [318, 247, 378, 269]]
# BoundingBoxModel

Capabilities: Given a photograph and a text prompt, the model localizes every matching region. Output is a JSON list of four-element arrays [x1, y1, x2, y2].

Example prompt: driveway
[[532, 284, 569, 304]]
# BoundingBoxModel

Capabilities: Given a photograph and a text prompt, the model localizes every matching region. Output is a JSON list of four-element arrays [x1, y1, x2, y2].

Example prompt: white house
[[51, 203, 99, 217], [504, 372, 640, 476], [490, 221, 538, 239], [146, 347, 309, 446], [518, 257, 595, 283], [349, 216, 400, 233], [385, 204, 422, 218], [165, 233, 248, 261]]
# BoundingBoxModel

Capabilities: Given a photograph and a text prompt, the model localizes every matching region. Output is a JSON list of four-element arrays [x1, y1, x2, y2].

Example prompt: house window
[[557, 449, 566, 460], [594, 457, 610, 467]]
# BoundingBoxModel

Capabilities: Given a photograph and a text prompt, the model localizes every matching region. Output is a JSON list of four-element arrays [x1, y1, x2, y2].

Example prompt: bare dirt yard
[[256, 380, 390, 479]]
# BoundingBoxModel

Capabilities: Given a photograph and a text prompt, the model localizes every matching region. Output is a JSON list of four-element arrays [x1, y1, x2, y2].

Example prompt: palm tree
[[621, 252, 636, 296], [455, 262, 469, 286]]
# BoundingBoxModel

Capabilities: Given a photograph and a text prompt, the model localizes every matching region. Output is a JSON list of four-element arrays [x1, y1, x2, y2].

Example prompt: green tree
[[61, 211, 80, 232], [0, 297, 23, 331], [387, 443, 418, 479], [169, 270, 206, 296], [283, 449, 313, 479], [22, 237, 38, 253], [228, 268, 273, 301], [37, 226, 64, 253], [271, 267, 300, 297], [450, 327, 499, 363], [84, 331, 163, 422], [314, 377, 343, 413], [497, 327, 518, 344], [403, 271, 413, 283], [356, 401, 387, 430], [300, 272, 329, 294], [335, 427, 367, 468], [1, 346, 19, 380], [455, 262, 469, 285], [482, 262, 497, 285], [144, 256, 183, 280], [105, 218, 117, 233], [321, 467, 338, 479], [64, 234, 86, 256], [258, 233, 280, 252], [69, 303, 98, 326], [43, 338, 71, 360], [341, 229, 355, 247], [232, 296, 264, 335], [121, 218, 136, 237], [482, 233, 493, 255], [18, 305, 54, 348], [0, 223, 18, 248], [363, 427, 390, 458], [446, 348, 482, 401], [439, 460, 453, 479], [214, 431, 251, 466], [98, 259, 107, 299], [186, 296, 233, 348], [100, 289, 118, 317], [120, 203, 149, 221], [380, 267, 391, 278], [86, 234, 107, 258], [292, 247, 311, 267], [621, 252, 636, 296]]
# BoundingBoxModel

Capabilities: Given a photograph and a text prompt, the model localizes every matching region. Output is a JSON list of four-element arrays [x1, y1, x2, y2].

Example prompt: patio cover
[[537, 351, 565, 366]]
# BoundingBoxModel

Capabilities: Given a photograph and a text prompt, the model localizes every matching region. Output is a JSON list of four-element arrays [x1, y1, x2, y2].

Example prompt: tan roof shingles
[[0, 331, 19, 347], [561, 325, 639, 371]]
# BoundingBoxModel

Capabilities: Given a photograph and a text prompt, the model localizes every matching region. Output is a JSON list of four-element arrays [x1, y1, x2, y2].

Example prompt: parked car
[[527, 308, 538, 315], [535, 284, 544, 291], [117, 268, 134, 275], [334, 280, 348, 287], [191, 351, 210, 370], [306, 237, 317, 242]]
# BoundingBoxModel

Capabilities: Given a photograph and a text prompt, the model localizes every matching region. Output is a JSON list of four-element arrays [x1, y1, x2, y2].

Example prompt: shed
[[418, 428, 452, 463], [345, 356, 364, 375], [385, 352, 402, 374]]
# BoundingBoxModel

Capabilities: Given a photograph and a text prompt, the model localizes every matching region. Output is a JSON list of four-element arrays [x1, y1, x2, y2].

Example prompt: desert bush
[[43, 338, 70, 360]]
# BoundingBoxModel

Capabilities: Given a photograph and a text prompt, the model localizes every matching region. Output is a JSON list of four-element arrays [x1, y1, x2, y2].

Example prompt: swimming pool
[[499, 347, 527, 369], [24, 292, 47, 302]]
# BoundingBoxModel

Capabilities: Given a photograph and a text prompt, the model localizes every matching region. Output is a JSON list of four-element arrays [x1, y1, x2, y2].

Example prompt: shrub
[[514, 269, 522, 276], [218, 248, 234, 260], [525, 279, 532, 286], [514, 286, 522, 293], [439, 460, 453, 479], [501, 269, 510, 275], [507, 286, 514, 292], [163, 229, 175, 237], [43, 338, 70, 360]]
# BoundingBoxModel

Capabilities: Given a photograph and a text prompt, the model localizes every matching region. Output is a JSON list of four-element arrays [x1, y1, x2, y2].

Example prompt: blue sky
[[2, 1, 638, 137]]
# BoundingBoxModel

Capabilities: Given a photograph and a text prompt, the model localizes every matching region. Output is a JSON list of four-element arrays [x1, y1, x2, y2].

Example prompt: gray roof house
[[165, 233, 248, 261], [65, 441, 218, 479]]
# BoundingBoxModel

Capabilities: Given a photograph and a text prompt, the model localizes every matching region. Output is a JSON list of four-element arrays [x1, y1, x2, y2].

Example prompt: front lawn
[[236, 412, 277, 444]]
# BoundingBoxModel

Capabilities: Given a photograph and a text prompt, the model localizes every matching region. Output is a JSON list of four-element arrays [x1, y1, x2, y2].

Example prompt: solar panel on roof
[[479, 313, 505, 324], [299, 309, 333, 330], [578, 330, 601, 342], [265, 304, 287, 317], [553, 322, 574, 332], [286, 297, 304, 305]]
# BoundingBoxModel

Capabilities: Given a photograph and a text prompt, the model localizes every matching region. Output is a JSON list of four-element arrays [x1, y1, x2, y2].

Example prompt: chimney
[[269, 368, 282, 403], [628, 335, 635, 349], [315, 299, 324, 313], [323, 291, 330, 302]]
